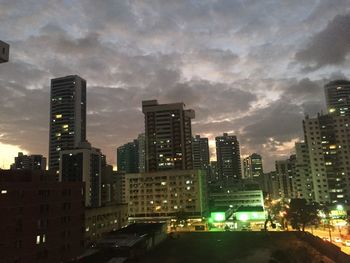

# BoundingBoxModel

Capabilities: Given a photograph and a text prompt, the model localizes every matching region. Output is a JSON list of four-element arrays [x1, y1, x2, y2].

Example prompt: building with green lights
[[209, 190, 264, 210], [209, 209, 233, 223], [235, 206, 266, 221]]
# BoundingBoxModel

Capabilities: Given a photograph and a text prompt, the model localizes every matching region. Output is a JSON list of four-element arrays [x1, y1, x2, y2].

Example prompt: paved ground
[[305, 228, 350, 255], [140, 232, 343, 263]]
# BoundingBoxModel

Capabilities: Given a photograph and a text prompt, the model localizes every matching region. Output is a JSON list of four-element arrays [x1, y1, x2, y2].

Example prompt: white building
[[303, 114, 350, 204], [294, 142, 314, 202], [122, 170, 208, 219]]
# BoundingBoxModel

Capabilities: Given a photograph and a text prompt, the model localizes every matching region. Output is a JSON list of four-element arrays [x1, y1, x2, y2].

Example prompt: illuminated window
[[56, 114, 62, 119], [62, 124, 69, 129], [1, 190, 7, 194], [36, 235, 40, 245], [42, 234, 46, 243]]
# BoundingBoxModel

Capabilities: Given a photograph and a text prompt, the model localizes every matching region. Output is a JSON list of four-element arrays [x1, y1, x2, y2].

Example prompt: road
[[305, 227, 350, 255]]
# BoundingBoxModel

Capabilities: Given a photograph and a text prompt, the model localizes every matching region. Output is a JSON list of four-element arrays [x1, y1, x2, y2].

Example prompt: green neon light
[[236, 211, 266, 221], [211, 212, 225, 222]]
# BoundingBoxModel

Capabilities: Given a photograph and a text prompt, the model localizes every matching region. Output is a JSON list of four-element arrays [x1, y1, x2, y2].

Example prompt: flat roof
[[235, 206, 264, 212]]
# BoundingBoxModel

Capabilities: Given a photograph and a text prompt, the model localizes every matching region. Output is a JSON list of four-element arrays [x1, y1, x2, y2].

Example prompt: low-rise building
[[77, 223, 167, 262], [123, 170, 208, 219], [0, 169, 85, 263], [84, 204, 128, 247], [209, 190, 264, 210]]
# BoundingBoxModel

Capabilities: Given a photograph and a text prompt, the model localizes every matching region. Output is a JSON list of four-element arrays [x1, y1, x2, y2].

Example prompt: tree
[[286, 199, 320, 231]]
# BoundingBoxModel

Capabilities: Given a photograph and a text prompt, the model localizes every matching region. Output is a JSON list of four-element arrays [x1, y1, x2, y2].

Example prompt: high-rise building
[[142, 100, 195, 172], [117, 139, 139, 173], [215, 133, 242, 184], [260, 171, 279, 199], [325, 80, 350, 116], [192, 135, 210, 170], [0, 40, 9, 63], [10, 152, 46, 170], [243, 153, 263, 179], [59, 141, 102, 207], [209, 161, 219, 182], [275, 156, 296, 200], [138, 133, 146, 173], [0, 169, 84, 263], [294, 142, 314, 202], [303, 114, 350, 204], [49, 75, 86, 176]]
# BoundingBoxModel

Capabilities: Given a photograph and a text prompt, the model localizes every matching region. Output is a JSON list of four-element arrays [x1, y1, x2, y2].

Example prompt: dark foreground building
[[0, 170, 85, 263]]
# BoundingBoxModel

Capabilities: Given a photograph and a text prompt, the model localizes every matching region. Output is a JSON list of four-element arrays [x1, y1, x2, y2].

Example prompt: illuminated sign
[[210, 212, 226, 222], [235, 211, 266, 221]]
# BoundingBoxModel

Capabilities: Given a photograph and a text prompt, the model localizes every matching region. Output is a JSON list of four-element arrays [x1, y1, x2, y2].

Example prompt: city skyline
[[1, 1, 350, 170]]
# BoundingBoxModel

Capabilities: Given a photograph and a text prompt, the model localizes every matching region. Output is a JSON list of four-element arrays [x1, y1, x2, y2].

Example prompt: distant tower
[[192, 135, 210, 170], [243, 153, 263, 179], [138, 133, 146, 173], [11, 152, 46, 171], [275, 156, 296, 199], [215, 133, 242, 184], [325, 80, 350, 116], [117, 139, 139, 173], [142, 100, 195, 172], [49, 75, 86, 175], [0, 40, 9, 63], [59, 141, 102, 207]]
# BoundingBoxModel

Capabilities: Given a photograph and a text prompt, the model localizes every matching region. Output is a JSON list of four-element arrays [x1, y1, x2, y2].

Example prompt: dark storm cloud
[[295, 13, 350, 71], [1, 0, 349, 169]]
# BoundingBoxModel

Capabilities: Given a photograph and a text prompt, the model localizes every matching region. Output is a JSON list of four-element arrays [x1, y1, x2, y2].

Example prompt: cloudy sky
[[1, 0, 350, 171]]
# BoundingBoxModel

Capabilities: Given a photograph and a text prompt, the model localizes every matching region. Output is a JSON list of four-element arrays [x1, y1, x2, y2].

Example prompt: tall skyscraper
[[10, 152, 46, 170], [116, 139, 139, 173], [142, 100, 195, 172], [138, 133, 146, 173], [303, 114, 350, 204], [0, 40, 9, 63], [275, 155, 296, 200], [192, 135, 210, 170], [243, 153, 263, 179], [209, 161, 219, 182], [260, 171, 279, 199], [49, 75, 86, 175], [215, 133, 242, 184], [325, 80, 350, 116], [294, 142, 314, 202], [59, 141, 102, 207]]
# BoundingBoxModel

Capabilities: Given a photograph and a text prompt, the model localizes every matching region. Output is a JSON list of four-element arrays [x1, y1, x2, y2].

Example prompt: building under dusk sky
[[1, 1, 350, 171], [2, 1, 350, 262]]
